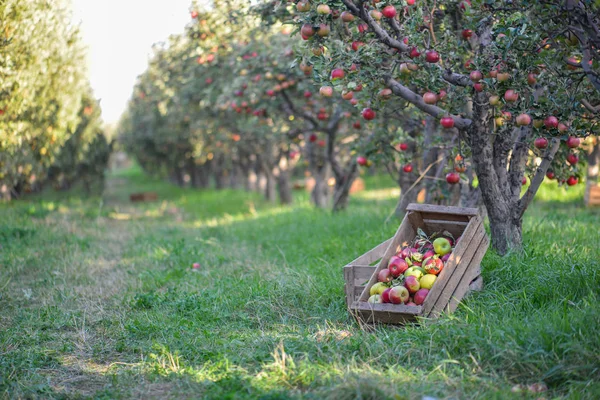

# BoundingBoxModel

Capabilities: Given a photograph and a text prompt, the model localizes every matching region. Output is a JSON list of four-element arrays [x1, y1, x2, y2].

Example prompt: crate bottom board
[[349, 275, 483, 325]]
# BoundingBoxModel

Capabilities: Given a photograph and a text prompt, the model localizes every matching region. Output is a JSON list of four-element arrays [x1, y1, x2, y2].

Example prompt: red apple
[[446, 172, 460, 184], [296, 1, 310, 12], [378, 269, 393, 283], [399, 143, 408, 151], [403, 163, 413, 173], [409, 47, 421, 58], [404, 275, 420, 294], [544, 116, 559, 129], [317, 23, 330, 37], [425, 50, 440, 63], [516, 113, 531, 126], [379, 88, 393, 99], [566, 136, 580, 148], [319, 86, 333, 97], [406, 0, 416, 5], [316, 4, 331, 14], [353, 121, 361, 129], [389, 286, 409, 304], [309, 133, 317, 143], [357, 156, 368, 166], [534, 137, 548, 149], [504, 89, 519, 103], [527, 73, 537, 86], [382, 5, 397, 18], [522, 176, 528, 185], [300, 24, 314, 38], [399, 247, 412, 259], [567, 176, 578, 186], [423, 256, 444, 275], [497, 72, 511, 82], [341, 11, 355, 22], [381, 288, 392, 303], [388, 256, 409, 277], [191, 11, 198, 18], [331, 68, 345, 80], [558, 123, 569, 132], [362, 108, 376, 120], [304, 91, 312, 98], [341, 90, 353, 100], [567, 153, 579, 165], [546, 171, 555, 179], [414, 288, 429, 305], [440, 116, 455, 129], [462, 29, 473, 39], [317, 139, 326, 147], [351, 41, 364, 51], [470, 70, 483, 82], [473, 83, 484, 92], [423, 92, 438, 104]]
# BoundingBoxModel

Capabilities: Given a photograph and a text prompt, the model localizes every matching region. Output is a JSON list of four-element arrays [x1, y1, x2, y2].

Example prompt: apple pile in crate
[[368, 230, 455, 306]]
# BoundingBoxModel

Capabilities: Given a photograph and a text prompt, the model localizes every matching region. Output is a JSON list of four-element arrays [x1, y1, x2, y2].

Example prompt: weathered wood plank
[[428, 224, 487, 317], [350, 265, 377, 280], [346, 238, 392, 266], [343, 266, 354, 308], [422, 221, 466, 238], [406, 203, 479, 216], [407, 210, 426, 232], [357, 216, 416, 302], [420, 216, 482, 316], [353, 301, 422, 324], [446, 235, 490, 313]]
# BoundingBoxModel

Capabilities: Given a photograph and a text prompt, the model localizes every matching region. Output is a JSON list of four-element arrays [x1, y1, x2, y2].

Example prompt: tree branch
[[517, 138, 560, 217], [507, 126, 531, 202], [385, 76, 472, 129], [279, 89, 320, 127]]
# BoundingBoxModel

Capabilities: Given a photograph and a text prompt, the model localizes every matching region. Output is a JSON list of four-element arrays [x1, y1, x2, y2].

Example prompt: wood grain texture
[[446, 236, 489, 313], [406, 203, 479, 216], [421, 216, 481, 316], [588, 186, 600, 206], [346, 238, 392, 266], [357, 216, 415, 302], [429, 224, 488, 317]]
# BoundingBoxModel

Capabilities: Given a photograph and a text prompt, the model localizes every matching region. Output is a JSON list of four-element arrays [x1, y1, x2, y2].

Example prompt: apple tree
[[282, 0, 599, 254]]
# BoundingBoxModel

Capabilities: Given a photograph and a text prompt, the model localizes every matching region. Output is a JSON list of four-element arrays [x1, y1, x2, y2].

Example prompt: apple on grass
[[192, 262, 201, 270], [433, 237, 452, 256], [389, 286, 409, 304]]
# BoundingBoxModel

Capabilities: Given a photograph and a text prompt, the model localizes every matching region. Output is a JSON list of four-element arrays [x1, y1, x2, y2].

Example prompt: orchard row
[[0, 0, 111, 200], [119, 0, 599, 253]]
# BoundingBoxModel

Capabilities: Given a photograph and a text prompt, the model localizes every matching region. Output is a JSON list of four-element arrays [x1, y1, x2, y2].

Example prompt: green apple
[[433, 237, 452, 256], [420, 274, 437, 289], [370, 282, 388, 296], [368, 294, 382, 303], [405, 267, 424, 280]]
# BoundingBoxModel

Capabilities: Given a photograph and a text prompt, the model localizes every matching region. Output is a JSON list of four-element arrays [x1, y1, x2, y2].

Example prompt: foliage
[[0, 0, 110, 199]]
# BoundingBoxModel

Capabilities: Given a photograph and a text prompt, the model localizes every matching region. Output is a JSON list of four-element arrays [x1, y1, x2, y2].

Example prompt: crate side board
[[420, 216, 482, 315], [426, 222, 487, 318], [445, 235, 489, 314], [357, 216, 416, 302], [345, 238, 392, 267]]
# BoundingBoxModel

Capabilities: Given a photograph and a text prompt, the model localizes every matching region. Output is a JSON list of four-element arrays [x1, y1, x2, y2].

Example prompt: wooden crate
[[586, 185, 600, 207], [347, 204, 489, 324], [129, 192, 158, 202]]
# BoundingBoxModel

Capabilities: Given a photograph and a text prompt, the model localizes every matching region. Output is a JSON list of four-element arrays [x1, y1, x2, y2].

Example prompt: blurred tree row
[[0, 0, 111, 200]]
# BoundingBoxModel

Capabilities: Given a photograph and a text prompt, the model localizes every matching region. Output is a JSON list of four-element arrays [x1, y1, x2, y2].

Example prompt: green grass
[[1, 167, 599, 399]]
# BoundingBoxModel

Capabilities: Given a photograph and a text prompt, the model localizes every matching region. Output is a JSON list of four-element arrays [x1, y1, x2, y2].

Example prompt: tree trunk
[[332, 164, 358, 212], [488, 214, 523, 254], [585, 137, 599, 204], [277, 157, 293, 205], [311, 164, 330, 208], [395, 169, 421, 217], [265, 169, 276, 202]]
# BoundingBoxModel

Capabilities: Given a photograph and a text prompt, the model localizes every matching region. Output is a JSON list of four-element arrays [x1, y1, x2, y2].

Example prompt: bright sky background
[[71, 0, 193, 125]]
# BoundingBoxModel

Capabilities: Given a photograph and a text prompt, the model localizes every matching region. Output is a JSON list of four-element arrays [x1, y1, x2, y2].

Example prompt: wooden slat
[[343, 266, 354, 308], [350, 265, 377, 280], [422, 221, 467, 238], [417, 212, 473, 223], [354, 286, 365, 299], [428, 223, 487, 317], [346, 238, 392, 266], [406, 203, 479, 216], [356, 215, 416, 302], [446, 235, 490, 313], [353, 301, 422, 324], [407, 210, 426, 232], [468, 276, 484, 292], [420, 215, 482, 316]]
